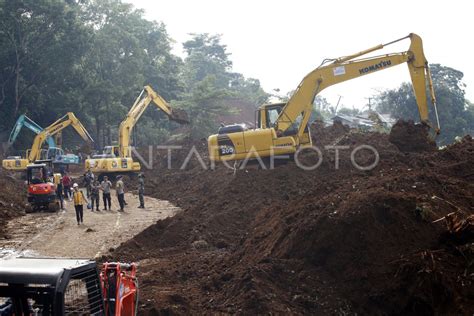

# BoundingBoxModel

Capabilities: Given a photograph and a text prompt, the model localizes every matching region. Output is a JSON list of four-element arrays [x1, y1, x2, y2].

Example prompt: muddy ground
[[111, 121, 474, 315], [0, 186, 180, 260]]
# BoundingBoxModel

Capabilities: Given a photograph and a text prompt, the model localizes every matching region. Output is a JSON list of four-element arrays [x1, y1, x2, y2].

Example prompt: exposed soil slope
[[0, 171, 27, 238], [113, 121, 474, 315]]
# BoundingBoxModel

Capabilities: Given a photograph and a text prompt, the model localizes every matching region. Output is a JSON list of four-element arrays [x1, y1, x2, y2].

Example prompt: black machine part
[[0, 257, 104, 315]]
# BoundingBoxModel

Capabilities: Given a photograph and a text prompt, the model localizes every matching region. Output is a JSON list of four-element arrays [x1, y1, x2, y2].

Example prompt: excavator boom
[[276, 33, 439, 136], [28, 112, 94, 162], [119, 85, 189, 158], [8, 114, 56, 148]]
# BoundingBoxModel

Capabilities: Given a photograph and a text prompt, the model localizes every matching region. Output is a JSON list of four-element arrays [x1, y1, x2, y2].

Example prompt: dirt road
[[0, 190, 180, 259]]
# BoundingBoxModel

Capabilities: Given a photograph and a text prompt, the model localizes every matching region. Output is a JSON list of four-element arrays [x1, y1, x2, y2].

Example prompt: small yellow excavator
[[208, 33, 441, 162], [85, 85, 189, 177], [2, 112, 94, 171]]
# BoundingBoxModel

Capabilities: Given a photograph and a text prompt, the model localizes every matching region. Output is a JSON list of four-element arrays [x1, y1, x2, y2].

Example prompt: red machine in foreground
[[26, 161, 60, 212], [0, 257, 138, 315], [101, 262, 139, 315]]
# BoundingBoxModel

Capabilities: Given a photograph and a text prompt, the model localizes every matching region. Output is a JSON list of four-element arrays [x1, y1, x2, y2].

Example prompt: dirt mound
[[311, 119, 350, 146], [389, 120, 437, 152], [0, 171, 27, 237], [112, 122, 474, 314]]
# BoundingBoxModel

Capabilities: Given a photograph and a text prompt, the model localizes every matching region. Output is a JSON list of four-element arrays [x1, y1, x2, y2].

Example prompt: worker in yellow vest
[[72, 183, 89, 225]]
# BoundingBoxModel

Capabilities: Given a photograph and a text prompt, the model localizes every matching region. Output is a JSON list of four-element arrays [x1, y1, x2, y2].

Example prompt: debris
[[443, 213, 474, 244]]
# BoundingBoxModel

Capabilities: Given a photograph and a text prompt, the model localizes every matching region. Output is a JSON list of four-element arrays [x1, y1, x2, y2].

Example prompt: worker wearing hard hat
[[72, 183, 88, 225]]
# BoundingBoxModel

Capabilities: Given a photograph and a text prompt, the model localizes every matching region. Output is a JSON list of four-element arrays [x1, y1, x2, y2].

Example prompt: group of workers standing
[[55, 170, 146, 225]]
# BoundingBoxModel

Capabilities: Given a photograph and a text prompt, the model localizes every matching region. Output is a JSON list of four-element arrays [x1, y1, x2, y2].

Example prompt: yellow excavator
[[208, 33, 441, 162], [2, 112, 94, 171], [85, 85, 189, 177]]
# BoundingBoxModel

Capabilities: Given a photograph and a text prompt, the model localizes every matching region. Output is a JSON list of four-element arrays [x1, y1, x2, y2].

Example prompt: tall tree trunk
[[95, 116, 101, 150], [106, 102, 111, 144], [14, 48, 20, 118]]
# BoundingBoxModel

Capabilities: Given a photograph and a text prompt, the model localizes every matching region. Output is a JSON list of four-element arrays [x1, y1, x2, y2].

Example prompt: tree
[[228, 73, 268, 106], [175, 75, 231, 138], [79, 0, 181, 148], [0, 0, 89, 130], [0, 2, 271, 150], [375, 64, 473, 145], [179, 33, 268, 138]]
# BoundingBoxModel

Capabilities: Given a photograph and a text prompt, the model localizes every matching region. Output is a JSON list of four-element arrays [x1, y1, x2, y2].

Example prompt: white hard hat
[[73, 183, 79, 188]]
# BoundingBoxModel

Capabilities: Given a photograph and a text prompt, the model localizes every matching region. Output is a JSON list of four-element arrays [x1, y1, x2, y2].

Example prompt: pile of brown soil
[[389, 120, 437, 152], [111, 121, 474, 314], [0, 171, 27, 237]]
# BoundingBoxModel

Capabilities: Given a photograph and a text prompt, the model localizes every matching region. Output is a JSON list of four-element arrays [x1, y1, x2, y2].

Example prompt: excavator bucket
[[170, 108, 190, 124]]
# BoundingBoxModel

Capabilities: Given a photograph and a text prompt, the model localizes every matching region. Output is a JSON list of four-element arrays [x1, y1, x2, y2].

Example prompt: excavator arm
[[118, 85, 189, 158], [8, 114, 56, 148], [28, 112, 94, 162], [276, 33, 440, 139]]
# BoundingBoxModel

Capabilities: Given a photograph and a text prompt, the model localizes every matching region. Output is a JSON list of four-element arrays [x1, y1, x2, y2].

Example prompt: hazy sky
[[127, 0, 473, 109]]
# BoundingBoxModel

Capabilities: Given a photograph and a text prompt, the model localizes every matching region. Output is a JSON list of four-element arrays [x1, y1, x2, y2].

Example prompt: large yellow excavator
[[208, 33, 440, 162], [2, 112, 94, 171], [85, 85, 189, 176]]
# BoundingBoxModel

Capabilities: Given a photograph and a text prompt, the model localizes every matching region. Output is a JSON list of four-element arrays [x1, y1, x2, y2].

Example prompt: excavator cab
[[258, 103, 311, 145], [93, 146, 120, 159]]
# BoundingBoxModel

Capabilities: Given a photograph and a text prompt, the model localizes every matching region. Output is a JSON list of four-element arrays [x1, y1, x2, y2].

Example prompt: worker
[[137, 173, 145, 208], [56, 176, 64, 210], [101, 176, 112, 211], [116, 175, 125, 212], [72, 183, 88, 225], [84, 169, 95, 197], [90, 180, 101, 212], [62, 172, 72, 201]]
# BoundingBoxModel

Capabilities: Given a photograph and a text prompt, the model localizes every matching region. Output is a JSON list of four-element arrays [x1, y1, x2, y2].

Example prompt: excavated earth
[[0, 171, 27, 238], [111, 120, 474, 315]]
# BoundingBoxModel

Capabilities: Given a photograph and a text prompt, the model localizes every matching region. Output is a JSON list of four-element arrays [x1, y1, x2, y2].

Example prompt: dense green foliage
[[1, 1, 471, 152], [375, 64, 474, 145], [0, 0, 268, 153]]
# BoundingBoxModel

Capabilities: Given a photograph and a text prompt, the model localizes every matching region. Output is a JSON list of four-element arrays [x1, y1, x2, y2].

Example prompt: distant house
[[375, 113, 397, 128], [331, 111, 396, 131], [332, 114, 374, 129]]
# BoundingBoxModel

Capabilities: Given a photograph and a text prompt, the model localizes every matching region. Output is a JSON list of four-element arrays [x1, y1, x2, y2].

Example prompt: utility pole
[[334, 95, 342, 114], [365, 97, 372, 111]]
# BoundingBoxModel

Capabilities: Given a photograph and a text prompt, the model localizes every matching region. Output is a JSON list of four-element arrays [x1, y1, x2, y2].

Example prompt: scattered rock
[[191, 239, 209, 250]]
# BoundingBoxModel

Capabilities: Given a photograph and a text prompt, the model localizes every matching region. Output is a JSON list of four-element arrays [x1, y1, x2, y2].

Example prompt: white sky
[[127, 0, 473, 109]]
